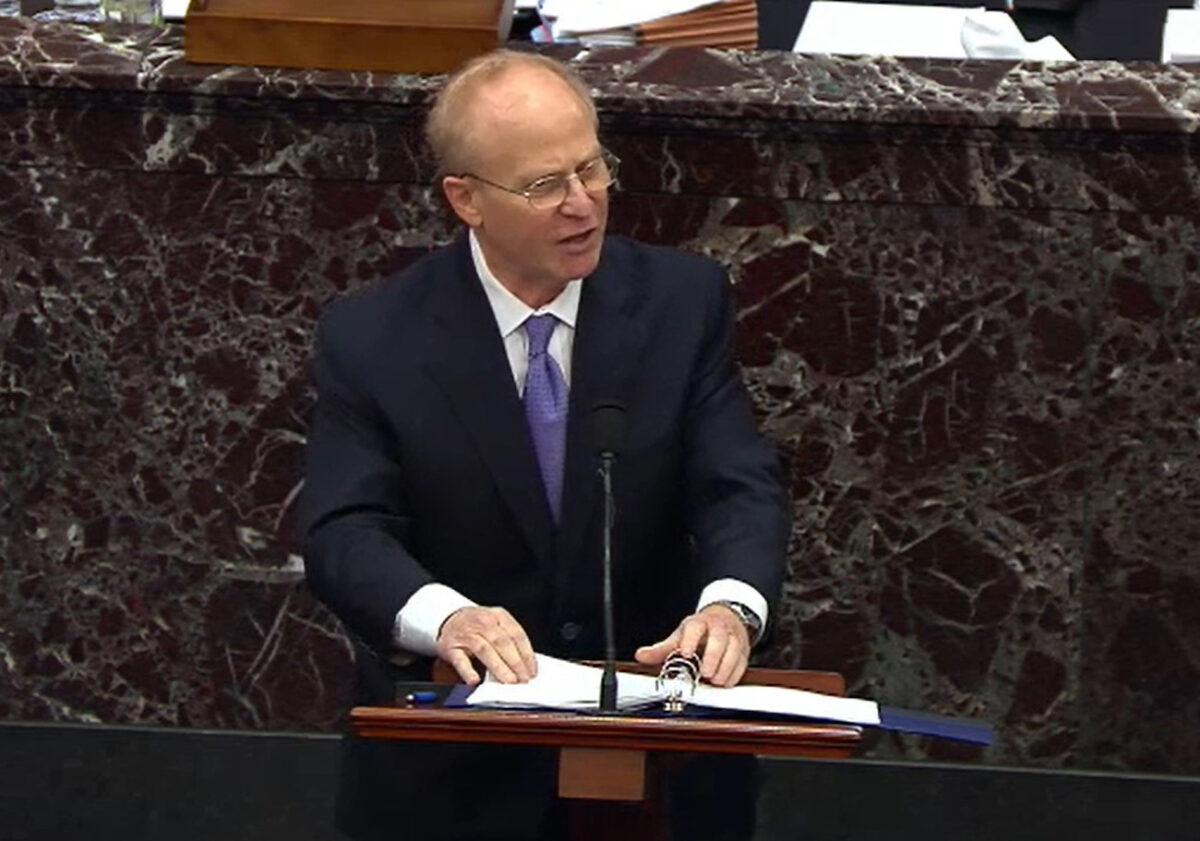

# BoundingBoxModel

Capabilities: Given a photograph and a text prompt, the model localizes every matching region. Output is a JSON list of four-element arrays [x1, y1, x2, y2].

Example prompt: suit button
[[560, 622, 582, 641]]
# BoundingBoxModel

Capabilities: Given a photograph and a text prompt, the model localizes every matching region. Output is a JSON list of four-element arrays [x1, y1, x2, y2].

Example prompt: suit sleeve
[[298, 312, 435, 653], [683, 268, 790, 620]]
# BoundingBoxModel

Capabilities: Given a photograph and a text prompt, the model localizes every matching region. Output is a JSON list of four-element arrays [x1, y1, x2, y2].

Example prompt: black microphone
[[591, 400, 626, 713]]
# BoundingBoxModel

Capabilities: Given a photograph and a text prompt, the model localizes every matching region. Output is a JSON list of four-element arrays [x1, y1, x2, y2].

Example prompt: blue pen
[[404, 690, 439, 705]]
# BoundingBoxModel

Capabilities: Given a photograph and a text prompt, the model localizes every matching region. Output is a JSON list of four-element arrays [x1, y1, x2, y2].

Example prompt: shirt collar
[[469, 229, 581, 339]]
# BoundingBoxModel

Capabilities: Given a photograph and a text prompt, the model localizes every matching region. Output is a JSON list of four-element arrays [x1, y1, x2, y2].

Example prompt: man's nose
[[558, 175, 595, 216]]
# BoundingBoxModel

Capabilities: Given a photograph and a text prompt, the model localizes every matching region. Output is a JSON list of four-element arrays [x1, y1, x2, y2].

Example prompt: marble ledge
[[2, 17, 1200, 135]]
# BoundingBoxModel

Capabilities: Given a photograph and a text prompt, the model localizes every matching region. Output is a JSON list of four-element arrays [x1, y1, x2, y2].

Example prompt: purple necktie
[[523, 314, 568, 523]]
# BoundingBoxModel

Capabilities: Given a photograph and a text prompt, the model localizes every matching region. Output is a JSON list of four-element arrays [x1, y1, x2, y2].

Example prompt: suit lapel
[[422, 238, 556, 567], [555, 243, 645, 583]]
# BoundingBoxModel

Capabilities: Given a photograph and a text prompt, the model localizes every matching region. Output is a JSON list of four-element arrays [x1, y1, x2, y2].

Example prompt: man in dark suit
[[299, 50, 789, 841]]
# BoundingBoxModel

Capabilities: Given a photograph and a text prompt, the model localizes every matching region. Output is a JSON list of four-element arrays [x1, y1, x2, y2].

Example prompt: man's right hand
[[436, 606, 538, 686]]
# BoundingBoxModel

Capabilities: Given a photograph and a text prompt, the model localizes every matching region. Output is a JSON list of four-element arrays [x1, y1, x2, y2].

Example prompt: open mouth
[[560, 228, 595, 246]]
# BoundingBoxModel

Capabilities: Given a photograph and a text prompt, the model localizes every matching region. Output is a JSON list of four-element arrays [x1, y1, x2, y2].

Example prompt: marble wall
[[2, 18, 1199, 774]]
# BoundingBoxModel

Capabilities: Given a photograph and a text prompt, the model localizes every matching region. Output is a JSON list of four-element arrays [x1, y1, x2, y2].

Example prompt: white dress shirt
[[392, 230, 767, 656]]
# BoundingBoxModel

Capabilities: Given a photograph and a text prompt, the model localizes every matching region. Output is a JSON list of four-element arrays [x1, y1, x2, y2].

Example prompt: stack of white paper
[[794, 1, 1072, 61], [466, 653, 881, 725], [466, 655, 661, 710]]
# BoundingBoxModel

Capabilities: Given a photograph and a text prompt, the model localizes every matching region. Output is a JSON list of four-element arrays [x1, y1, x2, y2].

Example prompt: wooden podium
[[351, 664, 861, 839]]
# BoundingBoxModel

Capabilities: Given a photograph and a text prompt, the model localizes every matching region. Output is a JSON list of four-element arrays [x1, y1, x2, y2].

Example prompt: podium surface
[[351, 665, 861, 807], [352, 703, 862, 758]]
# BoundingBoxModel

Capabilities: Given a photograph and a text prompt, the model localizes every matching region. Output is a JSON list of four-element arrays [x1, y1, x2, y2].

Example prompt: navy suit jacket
[[298, 234, 788, 839]]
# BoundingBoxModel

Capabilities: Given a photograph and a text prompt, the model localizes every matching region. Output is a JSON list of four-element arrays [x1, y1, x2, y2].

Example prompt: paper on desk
[[466, 653, 881, 725], [794, 1, 1072, 61], [960, 11, 1073, 60], [796, 1, 979, 58], [1163, 9, 1200, 63], [466, 655, 664, 710], [693, 682, 879, 724], [542, 0, 720, 35]]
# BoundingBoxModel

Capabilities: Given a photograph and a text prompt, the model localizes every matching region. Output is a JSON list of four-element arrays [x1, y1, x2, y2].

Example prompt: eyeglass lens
[[528, 155, 618, 208]]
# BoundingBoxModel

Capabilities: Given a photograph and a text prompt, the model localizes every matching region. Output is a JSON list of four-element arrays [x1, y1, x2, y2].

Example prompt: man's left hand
[[634, 603, 751, 687]]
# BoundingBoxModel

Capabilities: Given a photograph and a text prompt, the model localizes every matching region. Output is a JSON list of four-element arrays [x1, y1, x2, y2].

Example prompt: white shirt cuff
[[393, 583, 477, 657], [696, 578, 769, 645]]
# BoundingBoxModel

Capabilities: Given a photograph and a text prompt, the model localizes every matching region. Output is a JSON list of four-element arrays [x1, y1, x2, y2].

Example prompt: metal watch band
[[714, 599, 763, 641]]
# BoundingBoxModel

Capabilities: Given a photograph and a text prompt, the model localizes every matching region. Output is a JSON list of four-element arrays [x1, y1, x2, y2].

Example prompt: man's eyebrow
[[522, 152, 604, 185]]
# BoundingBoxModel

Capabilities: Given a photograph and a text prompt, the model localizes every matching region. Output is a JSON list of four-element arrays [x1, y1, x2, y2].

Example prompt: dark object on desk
[[19, 0, 55, 14], [509, 7, 542, 40], [393, 681, 453, 707], [757, 0, 813, 49], [759, 0, 1192, 60], [1014, 0, 1192, 60], [1011, 0, 1082, 9]]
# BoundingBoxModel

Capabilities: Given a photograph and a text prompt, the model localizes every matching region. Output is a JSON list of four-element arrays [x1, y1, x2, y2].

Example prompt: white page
[[1163, 9, 1200, 62], [548, 0, 721, 35], [795, 1, 983, 59], [163, 0, 188, 20], [960, 10, 1073, 61], [691, 683, 880, 725], [467, 654, 664, 711]]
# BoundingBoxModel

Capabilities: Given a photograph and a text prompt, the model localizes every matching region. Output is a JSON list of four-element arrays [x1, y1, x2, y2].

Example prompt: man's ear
[[441, 176, 483, 228]]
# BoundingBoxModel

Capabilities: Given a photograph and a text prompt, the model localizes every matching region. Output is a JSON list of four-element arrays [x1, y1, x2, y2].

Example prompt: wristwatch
[[713, 600, 764, 643]]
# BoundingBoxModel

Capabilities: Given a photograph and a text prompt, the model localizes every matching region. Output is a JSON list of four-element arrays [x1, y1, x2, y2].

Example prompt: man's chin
[[559, 239, 604, 280], [563, 254, 600, 281]]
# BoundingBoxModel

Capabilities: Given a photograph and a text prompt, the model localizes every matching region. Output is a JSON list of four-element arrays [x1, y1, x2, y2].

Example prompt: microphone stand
[[598, 449, 618, 713], [590, 399, 625, 715]]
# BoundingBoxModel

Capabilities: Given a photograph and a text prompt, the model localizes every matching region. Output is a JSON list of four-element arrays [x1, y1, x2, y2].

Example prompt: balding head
[[425, 51, 598, 176]]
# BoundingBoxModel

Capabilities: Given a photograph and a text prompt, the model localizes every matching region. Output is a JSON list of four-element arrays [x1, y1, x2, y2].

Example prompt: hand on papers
[[436, 606, 538, 686], [634, 603, 750, 687]]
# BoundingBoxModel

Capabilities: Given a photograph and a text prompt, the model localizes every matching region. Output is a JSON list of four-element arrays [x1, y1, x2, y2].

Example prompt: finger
[[729, 649, 749, 687], [494, 609, 538, 679], [712, 636, 747, 687], [513, 627, 538, 679], [486, 632, 533, 683], [699, 623, 728, 680], [445, 649, 481, 686], [470, 636, 519, 684], [635, 629, 681, 664], [676, 617, 708, 658]]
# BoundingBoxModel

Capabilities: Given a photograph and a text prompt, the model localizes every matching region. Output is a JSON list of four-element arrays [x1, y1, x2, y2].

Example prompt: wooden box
[[184, 0, 515, 75]]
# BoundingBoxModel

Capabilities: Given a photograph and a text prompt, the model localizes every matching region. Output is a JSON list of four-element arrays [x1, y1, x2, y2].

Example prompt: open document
[[463, 653, 996, 745], [466, 653, 881, 725]]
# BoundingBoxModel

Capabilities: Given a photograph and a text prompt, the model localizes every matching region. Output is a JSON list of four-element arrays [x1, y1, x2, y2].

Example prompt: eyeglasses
[[459, 151, 620, 211]]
